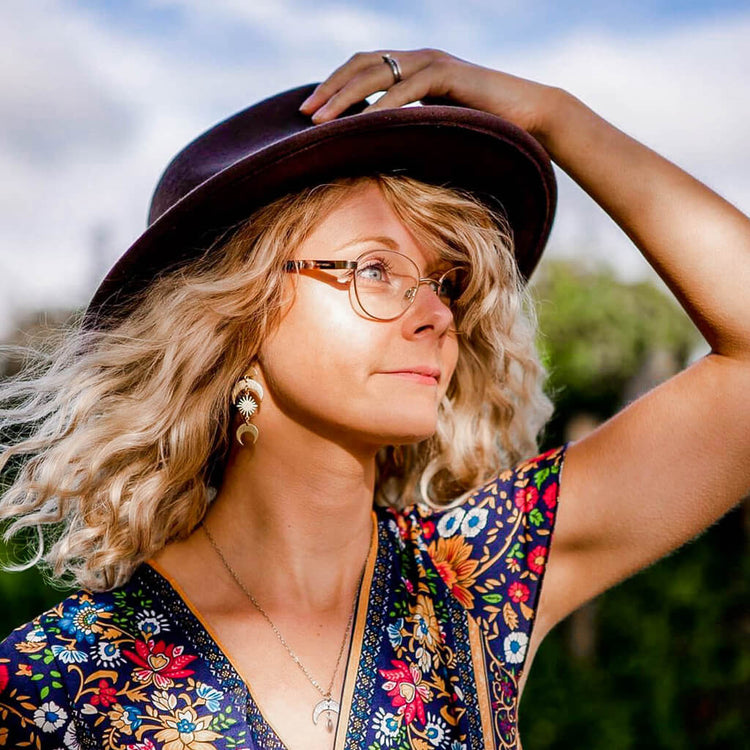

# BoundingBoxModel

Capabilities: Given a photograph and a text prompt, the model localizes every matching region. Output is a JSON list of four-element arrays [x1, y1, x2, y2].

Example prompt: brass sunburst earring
[[231, 366, 264, 446]]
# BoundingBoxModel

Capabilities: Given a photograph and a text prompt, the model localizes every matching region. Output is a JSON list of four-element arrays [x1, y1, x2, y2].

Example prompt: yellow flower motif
[[152, 689, 178, 713], [154, 705, 222, 750], [412, 595, 442, 649], [108, 704, 139, 733]]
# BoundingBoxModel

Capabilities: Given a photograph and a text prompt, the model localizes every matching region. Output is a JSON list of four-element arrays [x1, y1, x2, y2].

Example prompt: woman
[[0, 48, 747, 750]]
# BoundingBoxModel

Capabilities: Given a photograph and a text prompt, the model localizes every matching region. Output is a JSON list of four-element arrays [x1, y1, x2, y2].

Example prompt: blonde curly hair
[[0, 174, 552, 591]]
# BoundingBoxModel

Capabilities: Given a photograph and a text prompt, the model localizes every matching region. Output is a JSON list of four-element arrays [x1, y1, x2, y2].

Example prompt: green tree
[[521, 260, 748, 749], [532, 259, 700, 444]]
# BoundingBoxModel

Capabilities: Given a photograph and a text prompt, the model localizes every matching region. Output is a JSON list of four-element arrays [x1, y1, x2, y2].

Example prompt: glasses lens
[[437, 267, 469, 308], [352, 250, 419, 320]]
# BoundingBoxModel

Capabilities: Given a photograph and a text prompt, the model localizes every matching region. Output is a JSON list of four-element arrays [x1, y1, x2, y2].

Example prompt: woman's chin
[[364, 414, 439, 447]]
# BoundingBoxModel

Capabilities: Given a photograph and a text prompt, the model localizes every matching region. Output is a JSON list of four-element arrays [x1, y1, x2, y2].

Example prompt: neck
[[201, 419, 377, 614]]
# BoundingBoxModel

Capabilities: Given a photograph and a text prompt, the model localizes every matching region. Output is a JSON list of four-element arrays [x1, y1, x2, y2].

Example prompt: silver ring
[[381, 53, 402, 84]]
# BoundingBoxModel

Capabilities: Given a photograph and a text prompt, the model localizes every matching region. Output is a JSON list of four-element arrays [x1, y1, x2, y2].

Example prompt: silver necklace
[[201, 521, 369, 732]]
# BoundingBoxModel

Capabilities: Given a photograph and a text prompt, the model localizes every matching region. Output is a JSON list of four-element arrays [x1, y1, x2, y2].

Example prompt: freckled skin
[[257, 183, 459, 455]]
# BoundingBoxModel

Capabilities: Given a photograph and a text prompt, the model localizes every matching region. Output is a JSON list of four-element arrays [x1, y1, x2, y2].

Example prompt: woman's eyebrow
[[333, 235, 401, 253], [332, 235, 450, 271]]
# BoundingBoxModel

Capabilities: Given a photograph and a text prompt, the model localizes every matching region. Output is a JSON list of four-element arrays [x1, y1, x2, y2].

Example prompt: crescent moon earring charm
[[236, 422, 259, 446], [232, 366, 263, 447]]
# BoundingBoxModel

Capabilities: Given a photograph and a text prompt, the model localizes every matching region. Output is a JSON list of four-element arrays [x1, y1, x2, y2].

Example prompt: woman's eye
[[357, 261, 390, 282], [440, 280, 457, 301]]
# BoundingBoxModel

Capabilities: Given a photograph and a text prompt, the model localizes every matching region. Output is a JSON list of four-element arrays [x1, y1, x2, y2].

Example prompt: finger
[[299, 51, 388, 114], [361, 65, 448, 115], [309, 52, 434, 123]]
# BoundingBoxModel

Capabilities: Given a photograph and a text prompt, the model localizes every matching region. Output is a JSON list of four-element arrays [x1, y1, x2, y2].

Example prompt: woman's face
[[258, 183, 460, 453]]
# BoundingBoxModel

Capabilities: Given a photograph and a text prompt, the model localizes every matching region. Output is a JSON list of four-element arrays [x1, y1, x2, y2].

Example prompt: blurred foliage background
[[1, 259, 748, 748]]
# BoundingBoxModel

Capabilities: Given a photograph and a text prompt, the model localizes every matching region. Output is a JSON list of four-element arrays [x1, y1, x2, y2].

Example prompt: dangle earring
[[231, 366, 264, 446]]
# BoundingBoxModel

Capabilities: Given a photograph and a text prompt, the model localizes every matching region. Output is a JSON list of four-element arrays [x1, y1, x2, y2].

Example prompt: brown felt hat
[[85, 83, 556, 328]]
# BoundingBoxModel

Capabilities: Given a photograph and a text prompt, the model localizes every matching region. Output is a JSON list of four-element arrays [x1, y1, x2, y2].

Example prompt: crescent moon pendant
[[312, 697, 339, 731], [244, 380, 264, 402], [236, 423, 259, 446], [231, 377, 264, 404]]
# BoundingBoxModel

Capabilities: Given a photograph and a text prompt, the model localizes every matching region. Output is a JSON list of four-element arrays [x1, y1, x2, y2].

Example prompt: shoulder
[[387, 445, 565, 605], [395, 444, 567, 531], [1, 577, 141, 654], [0, 565, 194, 747], [0, 595, 88, 747], [377, 445, 568, 676], [0, 585, 128, 685]]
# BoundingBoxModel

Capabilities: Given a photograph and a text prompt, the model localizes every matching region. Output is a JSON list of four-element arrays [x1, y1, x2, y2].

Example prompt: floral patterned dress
[[0, 445, 565, 750]]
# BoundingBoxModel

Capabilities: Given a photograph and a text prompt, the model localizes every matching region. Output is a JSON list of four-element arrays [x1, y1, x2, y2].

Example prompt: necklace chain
[[201, 521, 368, 700]]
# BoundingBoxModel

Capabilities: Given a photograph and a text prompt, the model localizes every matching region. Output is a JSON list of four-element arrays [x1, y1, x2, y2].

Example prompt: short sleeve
[[416, 445, 566, 666], [0, 617, 73, 748]]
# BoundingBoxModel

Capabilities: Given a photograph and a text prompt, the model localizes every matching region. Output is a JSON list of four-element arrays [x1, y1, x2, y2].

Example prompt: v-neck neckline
[[143, 509, 381, 750]]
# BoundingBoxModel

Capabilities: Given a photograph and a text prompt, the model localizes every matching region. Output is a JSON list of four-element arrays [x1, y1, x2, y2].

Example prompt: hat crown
[[148, 84, 367, 226]]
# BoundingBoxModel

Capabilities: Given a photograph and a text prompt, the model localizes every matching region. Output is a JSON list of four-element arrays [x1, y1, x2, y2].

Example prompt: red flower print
[[379, 660, 431, 725], [528, 545, 548, 574], [542, 482, 558, 509], [126, 741, 156, 750], [122, 639, 197, 688], [391, 511, 410, 541], [0, 664, 8, 694], [421, 520, 436, 540], [90, 678, 118, 707], [514, 486, 539, 513], [508, 581, 530, 604]]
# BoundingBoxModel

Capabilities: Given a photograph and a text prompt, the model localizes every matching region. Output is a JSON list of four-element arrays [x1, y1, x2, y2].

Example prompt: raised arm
[[301, 49, 750, 637]]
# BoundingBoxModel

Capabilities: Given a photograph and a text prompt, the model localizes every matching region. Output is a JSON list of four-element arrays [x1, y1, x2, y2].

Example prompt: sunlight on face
[[258, 183, 460, 453]]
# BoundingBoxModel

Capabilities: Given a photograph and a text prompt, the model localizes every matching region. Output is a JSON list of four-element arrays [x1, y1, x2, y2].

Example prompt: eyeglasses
[[284, 248, 469, 321]]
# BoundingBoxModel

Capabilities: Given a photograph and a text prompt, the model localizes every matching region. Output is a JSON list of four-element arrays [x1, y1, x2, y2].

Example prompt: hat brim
[[86, 95, 556, 327]]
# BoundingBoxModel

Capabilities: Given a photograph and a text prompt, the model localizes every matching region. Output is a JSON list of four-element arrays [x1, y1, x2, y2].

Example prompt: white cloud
[[492, 14, 750, 279], [0, 1, 748, 336]]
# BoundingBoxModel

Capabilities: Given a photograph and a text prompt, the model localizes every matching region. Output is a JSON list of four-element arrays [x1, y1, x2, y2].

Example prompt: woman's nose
[[403, 278, 441, 304], [403, 280, 454, 334]]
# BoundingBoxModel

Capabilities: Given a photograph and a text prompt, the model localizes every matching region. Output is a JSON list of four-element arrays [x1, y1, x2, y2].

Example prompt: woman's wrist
[[525, 85, 578, 151]]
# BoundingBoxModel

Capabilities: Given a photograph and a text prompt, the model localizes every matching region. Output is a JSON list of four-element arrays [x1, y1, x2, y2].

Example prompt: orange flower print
[[412, 595, 442, 649], [427, 536, 479, 609]]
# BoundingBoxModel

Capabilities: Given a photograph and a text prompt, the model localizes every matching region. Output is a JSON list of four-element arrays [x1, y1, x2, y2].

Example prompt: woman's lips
[[383, 370, 438, 385]]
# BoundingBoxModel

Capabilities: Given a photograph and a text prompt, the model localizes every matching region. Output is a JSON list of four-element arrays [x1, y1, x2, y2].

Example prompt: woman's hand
[[299, 48, 559, 140]]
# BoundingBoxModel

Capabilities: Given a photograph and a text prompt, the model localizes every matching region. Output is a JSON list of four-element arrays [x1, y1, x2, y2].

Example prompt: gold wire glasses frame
[[284, 249, 469, 322]]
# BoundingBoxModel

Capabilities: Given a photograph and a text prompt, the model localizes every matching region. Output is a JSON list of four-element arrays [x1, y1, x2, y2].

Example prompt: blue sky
[[1, 0, 749, 332], [70, 0, 750, 51]]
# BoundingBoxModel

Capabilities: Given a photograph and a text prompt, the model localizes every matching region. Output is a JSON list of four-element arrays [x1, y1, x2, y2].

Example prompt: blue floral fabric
[[0, 445, 565, 749]]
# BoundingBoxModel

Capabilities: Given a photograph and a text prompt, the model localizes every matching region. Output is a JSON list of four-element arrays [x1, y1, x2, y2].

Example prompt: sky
[[1, 0, 749, 335]]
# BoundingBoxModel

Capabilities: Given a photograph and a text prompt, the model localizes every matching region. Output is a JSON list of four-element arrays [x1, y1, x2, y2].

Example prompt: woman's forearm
[[530, 86, 750, 359]]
